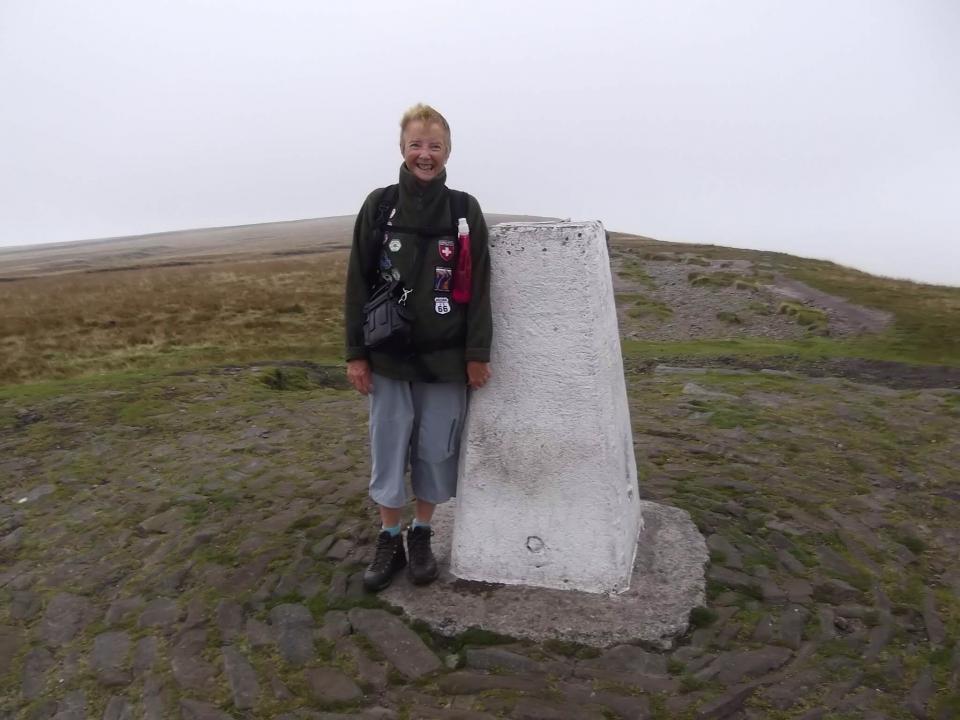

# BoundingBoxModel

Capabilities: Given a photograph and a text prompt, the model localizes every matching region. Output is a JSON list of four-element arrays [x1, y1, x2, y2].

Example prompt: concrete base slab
[[381, 500, 708, 649]]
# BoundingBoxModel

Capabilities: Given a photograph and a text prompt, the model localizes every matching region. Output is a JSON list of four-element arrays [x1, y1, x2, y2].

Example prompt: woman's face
[[401, 120, 450, 184]]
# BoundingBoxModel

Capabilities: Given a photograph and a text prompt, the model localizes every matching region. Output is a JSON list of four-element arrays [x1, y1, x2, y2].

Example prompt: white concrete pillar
[[451, 221, 642, 594]]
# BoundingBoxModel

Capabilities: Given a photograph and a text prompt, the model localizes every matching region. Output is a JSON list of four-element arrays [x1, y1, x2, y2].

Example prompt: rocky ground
[[1, 243, 957, 720], [611, 248, 892, 342], [2, 352, 958, 719]]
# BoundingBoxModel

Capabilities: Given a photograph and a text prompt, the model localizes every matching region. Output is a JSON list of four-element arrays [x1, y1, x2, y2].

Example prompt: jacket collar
[[398, 163, 447, 203]]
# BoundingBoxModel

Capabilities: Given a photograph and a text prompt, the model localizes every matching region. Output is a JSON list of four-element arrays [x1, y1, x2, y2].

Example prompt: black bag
[[362, 278, 414, 352]]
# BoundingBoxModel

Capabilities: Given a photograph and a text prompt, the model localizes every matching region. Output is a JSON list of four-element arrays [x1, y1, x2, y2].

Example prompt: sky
[[1, 0, 958, 285]]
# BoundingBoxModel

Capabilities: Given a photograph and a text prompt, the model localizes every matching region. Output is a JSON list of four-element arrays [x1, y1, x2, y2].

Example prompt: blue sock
[[382, 524, 401, 537], [412, 519, 431, 530]]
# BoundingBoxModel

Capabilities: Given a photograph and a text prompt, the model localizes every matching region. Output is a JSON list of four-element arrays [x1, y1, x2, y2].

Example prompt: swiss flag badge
[[438, 239, 454, 262]]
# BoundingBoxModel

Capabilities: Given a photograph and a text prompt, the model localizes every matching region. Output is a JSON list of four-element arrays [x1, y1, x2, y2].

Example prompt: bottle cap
[[458, 218, 469, 235]]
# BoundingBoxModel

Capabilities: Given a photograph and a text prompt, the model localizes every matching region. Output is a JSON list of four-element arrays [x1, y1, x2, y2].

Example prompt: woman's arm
[[464, 195, 492, 365]]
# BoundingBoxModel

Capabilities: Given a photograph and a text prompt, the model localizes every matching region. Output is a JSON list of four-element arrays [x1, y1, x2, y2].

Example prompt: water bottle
[[452, 218, 472, 304]]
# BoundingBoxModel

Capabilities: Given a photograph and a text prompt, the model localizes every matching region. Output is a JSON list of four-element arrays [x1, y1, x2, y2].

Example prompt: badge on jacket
[[435, 296, 451, 315], [438, 239, 454, 262], [388, 239, 402, 252], [433, 266, 452, 292]]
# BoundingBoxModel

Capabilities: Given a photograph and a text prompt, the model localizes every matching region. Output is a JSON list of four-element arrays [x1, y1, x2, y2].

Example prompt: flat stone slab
[[348, 608, 442, 679], [304, 667, 363, 704], [222, 646, 260, 710], [90, 631, 132, 686], [269, 603, 315, 665], [382, 500, 707, 648], [40, 593, 96, 647]]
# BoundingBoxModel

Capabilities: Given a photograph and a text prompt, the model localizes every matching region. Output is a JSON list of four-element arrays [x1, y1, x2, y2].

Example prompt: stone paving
[[1, 359, 958, 719]]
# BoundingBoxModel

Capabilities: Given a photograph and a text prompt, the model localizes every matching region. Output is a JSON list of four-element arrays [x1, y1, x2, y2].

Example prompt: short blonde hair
[[399, 103, 452, 154]]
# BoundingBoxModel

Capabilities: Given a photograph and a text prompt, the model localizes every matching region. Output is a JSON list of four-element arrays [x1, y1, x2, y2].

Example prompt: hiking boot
[[406, 525, 439, 586], [363, 531, 406, 592]]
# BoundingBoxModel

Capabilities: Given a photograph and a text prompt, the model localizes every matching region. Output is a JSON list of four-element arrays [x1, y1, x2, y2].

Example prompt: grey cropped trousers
[[368, 373, 468, 508]]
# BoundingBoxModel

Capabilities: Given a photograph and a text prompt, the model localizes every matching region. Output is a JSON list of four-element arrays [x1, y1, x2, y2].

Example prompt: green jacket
[[344, 164, 492, 383]]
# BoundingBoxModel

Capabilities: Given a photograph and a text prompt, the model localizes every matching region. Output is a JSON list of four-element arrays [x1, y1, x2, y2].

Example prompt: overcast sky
[[1, 0, 958, 285]]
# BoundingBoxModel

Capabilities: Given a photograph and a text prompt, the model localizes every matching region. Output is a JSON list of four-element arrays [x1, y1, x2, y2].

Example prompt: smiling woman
[[343, 103, 492, 593]]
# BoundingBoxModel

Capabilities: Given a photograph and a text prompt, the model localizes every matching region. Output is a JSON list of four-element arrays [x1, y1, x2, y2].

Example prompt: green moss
[[679, 673, 709, 693], [709, 549, 727, 564], [454, 627, 517, 649], [706, 578, 725, 600], [619, 337, 857, 363], [667, 657, 686, 675], [591, 679, 648, 699], [618, 293, 673, 321], [688, 272, 735, 288], [648, 694, 670, 720], [816, 639, 862, 659], [542, 639, 601, 660], [716, 311, 742, 324], [689, 606, 719, 629], [787, 544, 818, 568], [933, 693, 960, 720], [617, 258, 656, 288], [778, 301, 828, 330], [265, 592, 304, 609], [117, 397, 168, 425], [747, 301, 773, 315], [893, 532, 928, 554], [258, 366, 312, 391], [387, 666, 408, 686], [706, 406, 762, 430]]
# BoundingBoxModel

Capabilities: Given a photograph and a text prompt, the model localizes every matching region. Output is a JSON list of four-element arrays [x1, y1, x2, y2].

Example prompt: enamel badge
[[433, 266, 452, 292], [438, 239, 455, 262], [388, 239, 402, 252], [435, 296, 451, 314]]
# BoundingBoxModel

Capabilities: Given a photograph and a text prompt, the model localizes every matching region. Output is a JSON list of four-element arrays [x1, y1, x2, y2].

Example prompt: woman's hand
[[467, 361, 491, 389], [347, 359, 373, 395]]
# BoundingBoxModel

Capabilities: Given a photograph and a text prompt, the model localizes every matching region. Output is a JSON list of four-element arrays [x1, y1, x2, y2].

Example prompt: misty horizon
[[2, 0, 958, 285]]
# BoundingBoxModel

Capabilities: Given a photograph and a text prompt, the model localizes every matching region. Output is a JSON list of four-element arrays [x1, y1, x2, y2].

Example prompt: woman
[[343, 104, 492, 591]]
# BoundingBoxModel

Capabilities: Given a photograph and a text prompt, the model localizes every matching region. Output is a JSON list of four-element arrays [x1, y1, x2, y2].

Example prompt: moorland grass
[[617, 293, 673, 321], [788, 263, 960, 365], [0, 253, 348, 385], [1, 235, 957, 389]]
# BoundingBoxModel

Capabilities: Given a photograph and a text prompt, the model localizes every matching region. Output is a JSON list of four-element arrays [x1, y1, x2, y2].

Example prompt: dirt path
[[764, 274, 892, 335]]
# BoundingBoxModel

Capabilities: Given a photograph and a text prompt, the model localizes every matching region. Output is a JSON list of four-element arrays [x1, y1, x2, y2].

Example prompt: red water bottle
[[452, 217, 472, 304]]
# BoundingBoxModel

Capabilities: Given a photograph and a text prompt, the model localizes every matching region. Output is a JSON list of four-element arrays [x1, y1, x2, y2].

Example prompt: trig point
[[452, 221, 641, 594], [383, 221, 708, 648]]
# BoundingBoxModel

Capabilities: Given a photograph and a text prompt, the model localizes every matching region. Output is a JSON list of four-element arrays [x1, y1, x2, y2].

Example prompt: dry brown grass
[[0, 252, 349, 385]]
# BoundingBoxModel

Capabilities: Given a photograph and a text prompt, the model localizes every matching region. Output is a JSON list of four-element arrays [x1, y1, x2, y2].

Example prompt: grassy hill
[[0, 221, 957, 390]]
